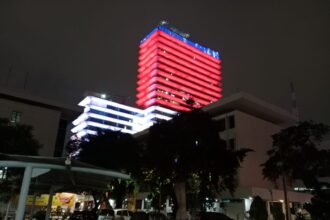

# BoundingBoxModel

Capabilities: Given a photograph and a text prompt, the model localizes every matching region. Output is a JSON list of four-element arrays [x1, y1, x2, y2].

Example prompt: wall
[[234, 111, 281, 189], [0, 98, 61, 156]]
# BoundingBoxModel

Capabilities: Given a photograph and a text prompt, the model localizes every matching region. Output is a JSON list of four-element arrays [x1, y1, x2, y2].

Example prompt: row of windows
[[106, 105, 142, 116], [88, 117, 133, 130], [158, 48, 219, 77], [90, 108, 132, 123], [157, 59, 218, 87]]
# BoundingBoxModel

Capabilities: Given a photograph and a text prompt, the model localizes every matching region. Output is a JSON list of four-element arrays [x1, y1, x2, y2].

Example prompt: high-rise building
[[71, 24, 222, 138], [136, 25, 222, 112]]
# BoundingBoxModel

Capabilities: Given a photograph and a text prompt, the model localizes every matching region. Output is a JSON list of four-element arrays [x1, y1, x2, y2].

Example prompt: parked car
[[69, 210, 98, 220], [114, 209, 133, 220], [197, 212, 233, 220], [130, 211, 167, 220], [33, 210, 46, 220], [98, 209, 115, 220], [130, 211, 148, 220]]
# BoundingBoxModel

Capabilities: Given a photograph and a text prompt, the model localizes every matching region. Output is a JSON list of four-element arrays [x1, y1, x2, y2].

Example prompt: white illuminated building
[[71, 96, 177, 138]]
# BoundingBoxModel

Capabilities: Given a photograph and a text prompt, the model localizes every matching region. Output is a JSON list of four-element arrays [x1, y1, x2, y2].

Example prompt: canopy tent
[[0, 153, 130, 220]]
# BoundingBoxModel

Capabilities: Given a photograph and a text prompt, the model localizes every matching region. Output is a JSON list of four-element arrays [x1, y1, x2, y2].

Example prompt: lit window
[[10, 111, 22, 123], [228, 115, 235, 129], [0, 167, 7, 180]]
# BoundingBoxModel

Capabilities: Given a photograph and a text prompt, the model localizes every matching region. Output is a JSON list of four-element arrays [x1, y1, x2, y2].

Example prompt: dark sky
[[1, 0, 329, 124]]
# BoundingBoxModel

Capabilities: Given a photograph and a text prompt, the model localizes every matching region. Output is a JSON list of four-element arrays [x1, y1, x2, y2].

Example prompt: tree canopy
[[66, 129, 140, 208], [261, 121, 330, 220], [67, 110, 251, 215], [68, 130, 140, 174], [0, 117, 42, 202], [262, 121, 330, 188], [0, 117, 41, 155], [143, 109, 251, 216]]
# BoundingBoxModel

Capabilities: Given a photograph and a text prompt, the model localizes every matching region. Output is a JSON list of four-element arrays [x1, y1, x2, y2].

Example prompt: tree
[[66, 130, 140, 209], [262, 121, 330, 220], [0, 117, 42, 219], [143, 109, 251, 219], [249, 196, 268, 220], [0, 118, 41, 156]]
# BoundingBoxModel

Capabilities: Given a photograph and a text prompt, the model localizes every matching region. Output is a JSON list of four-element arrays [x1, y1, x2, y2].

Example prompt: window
[[228, 115, 235, 129], [218, 118, 226, 131], [10, 111, 22, 123], [135, 200, 142, 209], [228, 138, 236, 150], [0, 167, 7, 180]]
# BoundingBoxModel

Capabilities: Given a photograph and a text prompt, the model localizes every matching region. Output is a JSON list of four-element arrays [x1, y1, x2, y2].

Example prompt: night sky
[[0, 0, 329, 124]]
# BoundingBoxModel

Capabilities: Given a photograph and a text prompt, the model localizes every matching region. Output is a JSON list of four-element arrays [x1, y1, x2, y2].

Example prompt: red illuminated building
[[136, 25, 222, 112]]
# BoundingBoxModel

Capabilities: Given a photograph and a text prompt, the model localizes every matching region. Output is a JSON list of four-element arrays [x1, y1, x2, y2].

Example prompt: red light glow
[[137, 29, 222, 111]]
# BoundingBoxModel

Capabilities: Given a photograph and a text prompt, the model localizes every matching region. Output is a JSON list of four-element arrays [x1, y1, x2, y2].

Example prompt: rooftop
[[0, 87, 80, 120], [204, 92, 297, 125], [140, 25, 220, 60]]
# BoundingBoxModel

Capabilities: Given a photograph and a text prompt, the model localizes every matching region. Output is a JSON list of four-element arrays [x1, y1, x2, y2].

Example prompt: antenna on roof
[[23, 72, 29, 90], [290, 82, 299, 120], [159, 21, 190, 38], [159, 20, 169, 26], [4, 65, 13, 87]]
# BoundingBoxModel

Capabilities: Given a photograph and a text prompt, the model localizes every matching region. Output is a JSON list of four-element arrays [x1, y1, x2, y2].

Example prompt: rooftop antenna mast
[[159, 20, 190, 38], [23, 72, 29, 90], [290, 82, 299, 120], [4, 65, 13, 87]]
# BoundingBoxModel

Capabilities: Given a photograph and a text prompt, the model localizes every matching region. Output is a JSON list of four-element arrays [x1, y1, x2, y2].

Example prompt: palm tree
[[262, 121, 330, 220]]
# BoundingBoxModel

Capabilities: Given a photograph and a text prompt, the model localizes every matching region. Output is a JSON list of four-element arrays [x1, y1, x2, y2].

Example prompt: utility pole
[[23, 72, 29, 90], [290, 82, 299, 120], [4, 65, 13, 87]]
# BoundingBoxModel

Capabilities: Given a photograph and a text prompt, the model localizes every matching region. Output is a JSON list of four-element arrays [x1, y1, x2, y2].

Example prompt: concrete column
[[15, 166, 32, 220], [29, 193, 37, 220], [45, 187, 55, 220]]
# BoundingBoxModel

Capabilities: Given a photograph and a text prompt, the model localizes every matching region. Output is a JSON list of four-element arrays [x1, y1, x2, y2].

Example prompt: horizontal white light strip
[[144, 113, 172, 121], [144, 105, 178, 115], [78, 97, 92, 107], [76, 130, 88, 138], [88, 112, 137, 128], [71, 122, 87, 133], [72, 113, 89, 126], [154, 114, 173, 121], [88, 105, 144, 122], [154, 106, 178, 115], [81, 96, 145, 114], [86, 121, 136, 134], [73, 96, 182, 138]]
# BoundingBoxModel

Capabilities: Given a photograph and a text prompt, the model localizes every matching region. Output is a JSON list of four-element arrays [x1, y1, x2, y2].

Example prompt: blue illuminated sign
[[141, 26, 220, 60]]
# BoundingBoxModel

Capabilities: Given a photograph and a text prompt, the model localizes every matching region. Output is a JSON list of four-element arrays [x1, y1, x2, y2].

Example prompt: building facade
[[72, 24, 222, 138], [204, 92, 312, 220], [137, 25, 222, 111], [71, 95, 177, 138], [0, 87, 79, 157]]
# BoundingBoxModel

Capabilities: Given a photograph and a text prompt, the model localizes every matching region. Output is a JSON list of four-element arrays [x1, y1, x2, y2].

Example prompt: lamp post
[[279, 159, 291, 220]]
